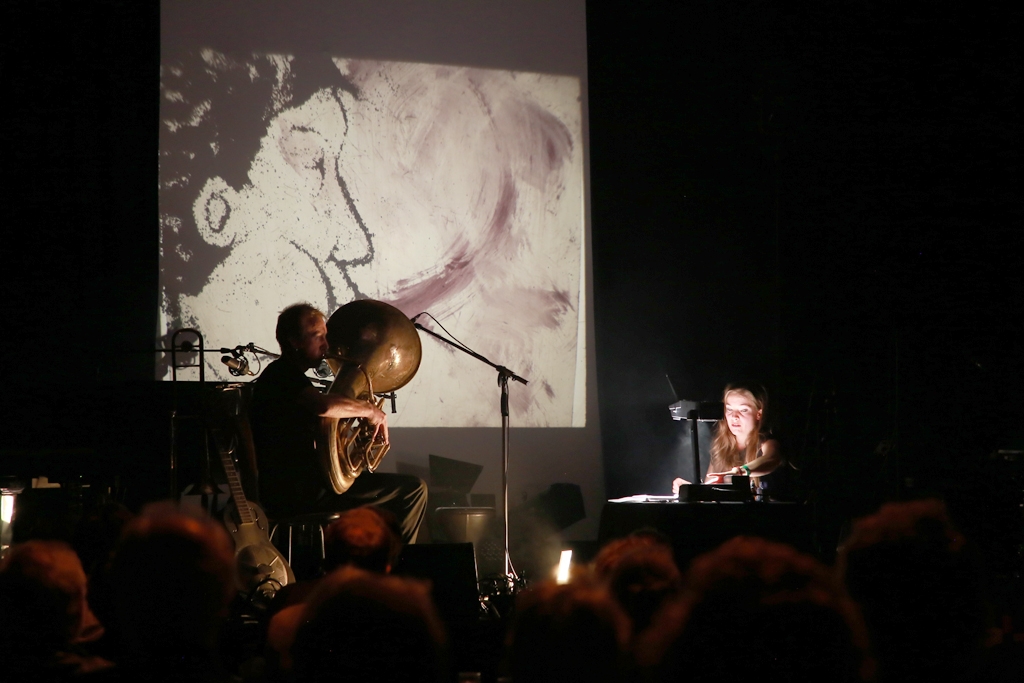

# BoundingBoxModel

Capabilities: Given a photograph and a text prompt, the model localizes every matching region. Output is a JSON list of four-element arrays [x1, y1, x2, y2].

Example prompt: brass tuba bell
[[317, 300, 421, 494]]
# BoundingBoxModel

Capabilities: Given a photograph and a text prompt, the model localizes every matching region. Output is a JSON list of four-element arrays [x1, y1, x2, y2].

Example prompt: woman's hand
[[671, 478, 691, 494]]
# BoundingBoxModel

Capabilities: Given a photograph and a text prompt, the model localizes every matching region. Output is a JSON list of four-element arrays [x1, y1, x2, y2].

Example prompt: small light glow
[[556, 549, 573, 584], [1, 495, 14, 524]]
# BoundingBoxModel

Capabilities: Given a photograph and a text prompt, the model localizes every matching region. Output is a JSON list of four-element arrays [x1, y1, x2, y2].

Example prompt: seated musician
[[673, 384, 783, 496], [249, 303, 427, 543]]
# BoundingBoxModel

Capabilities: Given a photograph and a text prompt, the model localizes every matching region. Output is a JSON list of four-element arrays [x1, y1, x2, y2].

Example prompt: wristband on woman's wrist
[[740, 464, 751, 475]]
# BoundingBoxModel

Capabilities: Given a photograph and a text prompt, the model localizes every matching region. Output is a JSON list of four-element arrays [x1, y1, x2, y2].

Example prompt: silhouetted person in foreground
[[837, 499, 988, 683], [266, 507, 404, 673], [105, 502, 235, 682], [70, 500, 134, 658], [607, 544, 682, 642], [592, 529, 674, 581], [0, 540, 112, 681], [322, 505, 403, 574], [637, 536, 872, 683], [592, 530, 682, 643], [290, 567, 448, 683], [505, 578, 630, 683]]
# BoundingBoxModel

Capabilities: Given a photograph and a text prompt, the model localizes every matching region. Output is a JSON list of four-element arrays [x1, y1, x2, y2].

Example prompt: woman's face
[[235, 89, 370, 265], [724, 391, 762, 446]]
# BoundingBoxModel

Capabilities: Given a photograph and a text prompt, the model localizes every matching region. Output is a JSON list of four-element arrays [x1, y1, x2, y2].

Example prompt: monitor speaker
[[394, 543, 480, 620]]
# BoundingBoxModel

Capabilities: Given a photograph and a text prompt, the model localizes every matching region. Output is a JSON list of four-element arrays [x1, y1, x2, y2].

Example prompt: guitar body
[[223, 498, 295, 594], [205, 382, 296, 597]]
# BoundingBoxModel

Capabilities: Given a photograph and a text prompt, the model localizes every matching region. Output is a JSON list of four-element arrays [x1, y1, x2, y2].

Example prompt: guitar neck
[[218, 448, 256, 526]]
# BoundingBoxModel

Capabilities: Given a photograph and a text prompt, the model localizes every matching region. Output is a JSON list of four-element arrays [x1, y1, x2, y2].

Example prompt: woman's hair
[[708, 383, 768, 472]]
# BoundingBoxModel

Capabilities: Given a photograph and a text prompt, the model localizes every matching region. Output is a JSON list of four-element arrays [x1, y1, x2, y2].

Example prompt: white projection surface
[[160, 1, 602, 540], [159, 53, 585, 428]]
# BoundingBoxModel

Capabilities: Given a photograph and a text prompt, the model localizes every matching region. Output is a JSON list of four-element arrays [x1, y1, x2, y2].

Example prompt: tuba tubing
[[318, 362, 390, 495], [316, 300, 421, 494]]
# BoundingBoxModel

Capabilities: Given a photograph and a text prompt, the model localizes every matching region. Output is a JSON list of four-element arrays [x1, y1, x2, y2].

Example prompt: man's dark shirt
[[249, 358, 323, 516]]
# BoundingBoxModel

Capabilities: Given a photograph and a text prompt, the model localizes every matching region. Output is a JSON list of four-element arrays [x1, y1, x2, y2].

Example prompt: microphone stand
[[242, 342, 279, 359], [227, 343, 281, 378], [413, 321, 528, 587]]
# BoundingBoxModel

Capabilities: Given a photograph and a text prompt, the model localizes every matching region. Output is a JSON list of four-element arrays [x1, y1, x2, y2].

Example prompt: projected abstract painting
[[158, 51, 585, 427]]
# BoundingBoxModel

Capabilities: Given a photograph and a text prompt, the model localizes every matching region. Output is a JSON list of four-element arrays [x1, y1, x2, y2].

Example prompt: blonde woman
[[673, 384, 783, 492]]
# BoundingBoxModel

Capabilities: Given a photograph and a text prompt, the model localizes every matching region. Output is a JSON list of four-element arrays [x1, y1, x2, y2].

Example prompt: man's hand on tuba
[[362, 401, 389, 446], [301, 387, 388, 446]]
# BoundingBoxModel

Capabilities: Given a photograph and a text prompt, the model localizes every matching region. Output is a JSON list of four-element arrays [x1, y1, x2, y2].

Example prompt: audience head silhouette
[[593, 530, 681, 640], [108, 502, 235, 660], [638, 536, 872, 683], [323, 506, 402, 573], [292, 566, 448, 683], [0, 539, 109, 677], [507, 578, 630, 683], [838, 499, 986, 682]]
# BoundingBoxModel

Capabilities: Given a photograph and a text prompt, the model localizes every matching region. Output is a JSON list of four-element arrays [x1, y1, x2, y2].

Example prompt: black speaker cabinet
[[394, 543, 480, 620]]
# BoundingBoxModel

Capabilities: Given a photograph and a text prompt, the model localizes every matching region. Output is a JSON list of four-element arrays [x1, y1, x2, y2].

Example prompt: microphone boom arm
[[412, 323, 527, 386]]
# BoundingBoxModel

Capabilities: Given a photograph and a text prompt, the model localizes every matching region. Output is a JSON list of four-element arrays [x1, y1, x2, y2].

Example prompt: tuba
[[317, 300, 421, 494]]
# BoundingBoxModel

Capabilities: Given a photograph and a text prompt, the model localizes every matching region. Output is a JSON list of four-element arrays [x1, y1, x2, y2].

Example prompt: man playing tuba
[[249, 303, 427, 543]]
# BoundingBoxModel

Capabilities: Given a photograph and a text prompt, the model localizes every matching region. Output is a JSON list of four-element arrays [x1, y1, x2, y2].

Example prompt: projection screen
[[159, 1, 602, 540], [159, 52, 585, 428]]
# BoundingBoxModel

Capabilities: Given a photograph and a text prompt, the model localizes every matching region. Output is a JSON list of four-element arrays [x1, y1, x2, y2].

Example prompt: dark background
[[2, 2, 1022, 554], [588, 2, 1022, 527]]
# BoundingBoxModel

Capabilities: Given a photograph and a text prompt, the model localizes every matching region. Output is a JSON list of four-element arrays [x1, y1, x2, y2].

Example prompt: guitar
[[215, 433, 295, 596]]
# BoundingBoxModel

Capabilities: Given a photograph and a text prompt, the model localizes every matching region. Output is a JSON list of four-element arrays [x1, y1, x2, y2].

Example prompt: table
[[598, 499, 817, 569]]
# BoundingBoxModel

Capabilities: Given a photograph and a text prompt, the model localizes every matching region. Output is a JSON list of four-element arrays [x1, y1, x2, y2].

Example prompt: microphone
[[221, 355, 252, 376], [410, 312, 425, 323]]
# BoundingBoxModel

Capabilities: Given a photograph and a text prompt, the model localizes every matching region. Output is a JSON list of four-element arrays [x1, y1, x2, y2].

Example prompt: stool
[[270, 512, 341, 578]]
